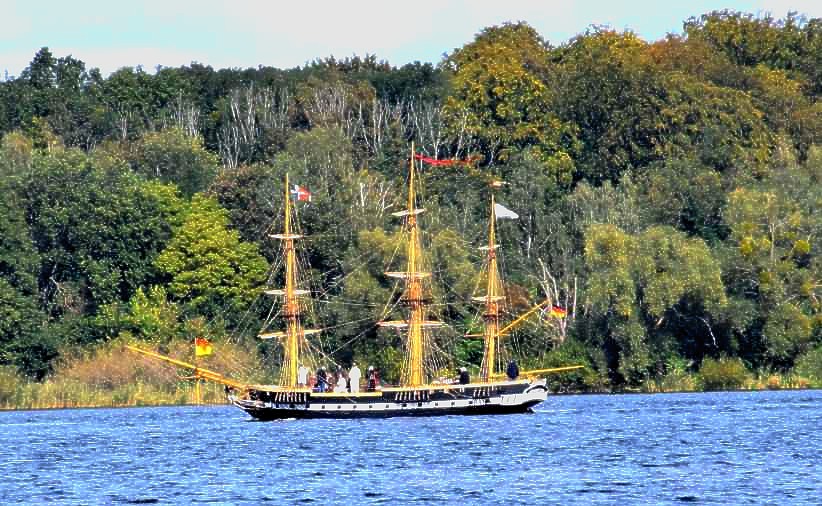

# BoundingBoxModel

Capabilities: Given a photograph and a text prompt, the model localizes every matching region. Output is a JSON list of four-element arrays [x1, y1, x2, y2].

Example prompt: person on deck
[[349, 363, 362, 393], [366, 366, 378, 391], [506, 360, 519, 380], [334, 372, 348, 393], [458, 367, 470, 385], [316, 367, 328, 392], [297, 364, 309, 387]]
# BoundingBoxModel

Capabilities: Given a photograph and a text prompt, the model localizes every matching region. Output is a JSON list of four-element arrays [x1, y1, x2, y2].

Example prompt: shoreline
[[2, 386, 817, 412]]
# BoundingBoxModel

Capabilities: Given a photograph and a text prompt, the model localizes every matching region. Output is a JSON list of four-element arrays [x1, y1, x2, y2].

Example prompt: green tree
[[130, 128, 219, 197], [640, 158, 726, 240], [0, 279, 49, 378], [685, 11, 822, 96], [443, 22, 578, 175], [584, 224, 726, 385], [96, 286, 183, 343], [18, 146, 183, 317], [155, 195, 268, 321]]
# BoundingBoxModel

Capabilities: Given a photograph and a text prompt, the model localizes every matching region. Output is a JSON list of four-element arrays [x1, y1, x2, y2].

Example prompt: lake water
[[1, 389, 819, 505]]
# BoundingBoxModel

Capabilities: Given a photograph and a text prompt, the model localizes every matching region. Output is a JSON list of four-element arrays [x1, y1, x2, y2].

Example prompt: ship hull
[[229, 379, 548, 420]]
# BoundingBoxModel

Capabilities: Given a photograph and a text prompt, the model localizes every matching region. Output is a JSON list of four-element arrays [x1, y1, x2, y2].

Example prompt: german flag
[[195, 337, 213, 357], [549, 305, 567, 318]]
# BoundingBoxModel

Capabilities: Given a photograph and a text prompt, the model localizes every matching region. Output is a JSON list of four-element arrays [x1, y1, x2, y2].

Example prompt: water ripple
[[0, 390, 820, 504]]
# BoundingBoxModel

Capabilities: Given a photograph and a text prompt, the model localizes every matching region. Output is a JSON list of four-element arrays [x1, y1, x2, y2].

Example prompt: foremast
[[261, 174, 319, 388], [379, 144, 443, 387], [475, 195, 504, 382]]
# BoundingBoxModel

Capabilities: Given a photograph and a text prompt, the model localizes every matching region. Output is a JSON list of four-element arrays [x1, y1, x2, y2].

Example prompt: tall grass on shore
[[0, 338, 270, 410], [2, 342, 819, 410]]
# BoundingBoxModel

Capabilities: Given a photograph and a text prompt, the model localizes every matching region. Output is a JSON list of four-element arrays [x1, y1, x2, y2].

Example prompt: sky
[[2, 0, 821, 78]]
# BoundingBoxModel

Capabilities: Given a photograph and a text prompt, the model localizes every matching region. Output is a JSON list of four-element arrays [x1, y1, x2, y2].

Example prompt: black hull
[[230, 379, 548, 420], [241, 400, 541, 420]]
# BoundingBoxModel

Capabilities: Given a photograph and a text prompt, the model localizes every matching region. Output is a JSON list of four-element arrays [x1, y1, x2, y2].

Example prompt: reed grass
[[0, 338, 268, 410], [1, 343, 816, 411]]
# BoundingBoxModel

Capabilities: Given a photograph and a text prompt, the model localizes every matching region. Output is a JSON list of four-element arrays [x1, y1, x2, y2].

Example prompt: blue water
[[1, 390, 819, 505]]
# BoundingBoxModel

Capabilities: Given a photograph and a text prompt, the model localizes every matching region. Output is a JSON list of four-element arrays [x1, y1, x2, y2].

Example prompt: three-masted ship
[[129, 146, 580, 419]]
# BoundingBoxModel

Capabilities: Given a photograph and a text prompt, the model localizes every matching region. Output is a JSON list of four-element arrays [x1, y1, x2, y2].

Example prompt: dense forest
[[1, 10, 821, 404]]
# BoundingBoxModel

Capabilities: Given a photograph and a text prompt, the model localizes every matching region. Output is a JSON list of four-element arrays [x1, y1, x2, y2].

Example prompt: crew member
[[316, 367, 328, 392], [334, 372, 348, 393], [297, 363, 309, 387], [349, 363, 362, 393], [506, 360, 519, 380], [367, 366, 378, 391]]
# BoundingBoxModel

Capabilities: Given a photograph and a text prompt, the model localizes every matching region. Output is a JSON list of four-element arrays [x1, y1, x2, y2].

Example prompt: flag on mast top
[[291, 185, 312, 202], [494, 203, 519, 220]]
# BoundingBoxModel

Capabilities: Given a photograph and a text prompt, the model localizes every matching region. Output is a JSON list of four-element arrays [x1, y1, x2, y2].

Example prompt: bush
[[794, 346, 822, 387], [532, 339, 605, 392], [0, 366, 23, 407], [654, 355, 697, 392], [697, 356, 750, 391]]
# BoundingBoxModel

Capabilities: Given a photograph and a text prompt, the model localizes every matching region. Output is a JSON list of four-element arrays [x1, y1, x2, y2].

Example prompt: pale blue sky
[[2, 0, 820, 78]]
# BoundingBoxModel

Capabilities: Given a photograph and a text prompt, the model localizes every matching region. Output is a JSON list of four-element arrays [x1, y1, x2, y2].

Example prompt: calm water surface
[[1, 390, 819, 505]]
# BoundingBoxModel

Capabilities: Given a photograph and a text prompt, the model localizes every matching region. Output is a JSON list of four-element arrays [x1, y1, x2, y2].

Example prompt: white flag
[[494, 203, 519, 220]]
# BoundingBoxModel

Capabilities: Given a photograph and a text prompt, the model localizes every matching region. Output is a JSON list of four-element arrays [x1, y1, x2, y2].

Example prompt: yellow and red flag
[[549, 305, 567, 318], [195, 337, 213, 357]]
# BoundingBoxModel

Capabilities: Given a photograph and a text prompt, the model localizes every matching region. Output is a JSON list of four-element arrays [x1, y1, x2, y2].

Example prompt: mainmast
[[260, 174, 319, 388], [379, 143, 442, 387], [475, 195, 504, 382]]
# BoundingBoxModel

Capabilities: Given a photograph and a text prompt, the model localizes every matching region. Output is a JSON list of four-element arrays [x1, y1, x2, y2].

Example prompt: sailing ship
[[128, 145, 581, 419]]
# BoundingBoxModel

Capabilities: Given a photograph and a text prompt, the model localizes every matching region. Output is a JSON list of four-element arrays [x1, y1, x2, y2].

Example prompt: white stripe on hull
[[231, 379, 548, 419]]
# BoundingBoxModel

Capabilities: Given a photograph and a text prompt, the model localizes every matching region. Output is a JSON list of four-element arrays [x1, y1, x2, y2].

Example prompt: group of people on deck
[[296, 363, 380, 393], [295, 359, 519, 392]]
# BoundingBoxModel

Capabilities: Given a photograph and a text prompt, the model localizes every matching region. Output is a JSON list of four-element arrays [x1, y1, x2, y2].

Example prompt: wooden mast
[[260, 174, 321, 389], [282, 173, 300, 387], [405, 144, 425, 387], [379, 143, 442, 387], [478, 195, 503, 381]]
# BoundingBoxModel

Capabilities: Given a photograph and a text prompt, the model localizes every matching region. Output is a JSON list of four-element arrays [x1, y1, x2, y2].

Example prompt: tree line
[[0, 10, 820, 391]]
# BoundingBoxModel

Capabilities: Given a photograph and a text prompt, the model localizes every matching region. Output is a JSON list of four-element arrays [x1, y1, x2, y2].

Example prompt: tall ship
[[129, 146, 580, 419]]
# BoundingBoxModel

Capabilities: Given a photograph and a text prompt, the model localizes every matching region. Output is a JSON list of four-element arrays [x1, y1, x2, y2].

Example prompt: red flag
[[413, 153, 480, 166], [290, 184, 312, 202]]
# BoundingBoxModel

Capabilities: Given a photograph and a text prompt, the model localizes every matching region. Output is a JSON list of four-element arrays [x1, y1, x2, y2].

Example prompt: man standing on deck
[[316, 367, 327, 392], [506, 360, 519, 380], [297, 364, 309, 387], [366, 366, 378, 391], [349, 363, 362, 393]]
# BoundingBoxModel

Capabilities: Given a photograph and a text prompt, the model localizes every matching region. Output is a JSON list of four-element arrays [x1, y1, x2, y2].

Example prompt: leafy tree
[[155, 195, 268, 322], [96, 286, 183, 343], [552, 29, 665, 184], [0, 178, 39, 294], [685, 11, 822, 95], [0, 279, 47, 378], [129, 128, 219, 197], [639, 158, 726, 240], [17, 146, 183, 318], [584, 224, 725, 385], [95, 66, 157, 141], [0, 131, 34, 175], [208, 163, 279, 249], [443, 22, 578, 174]]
